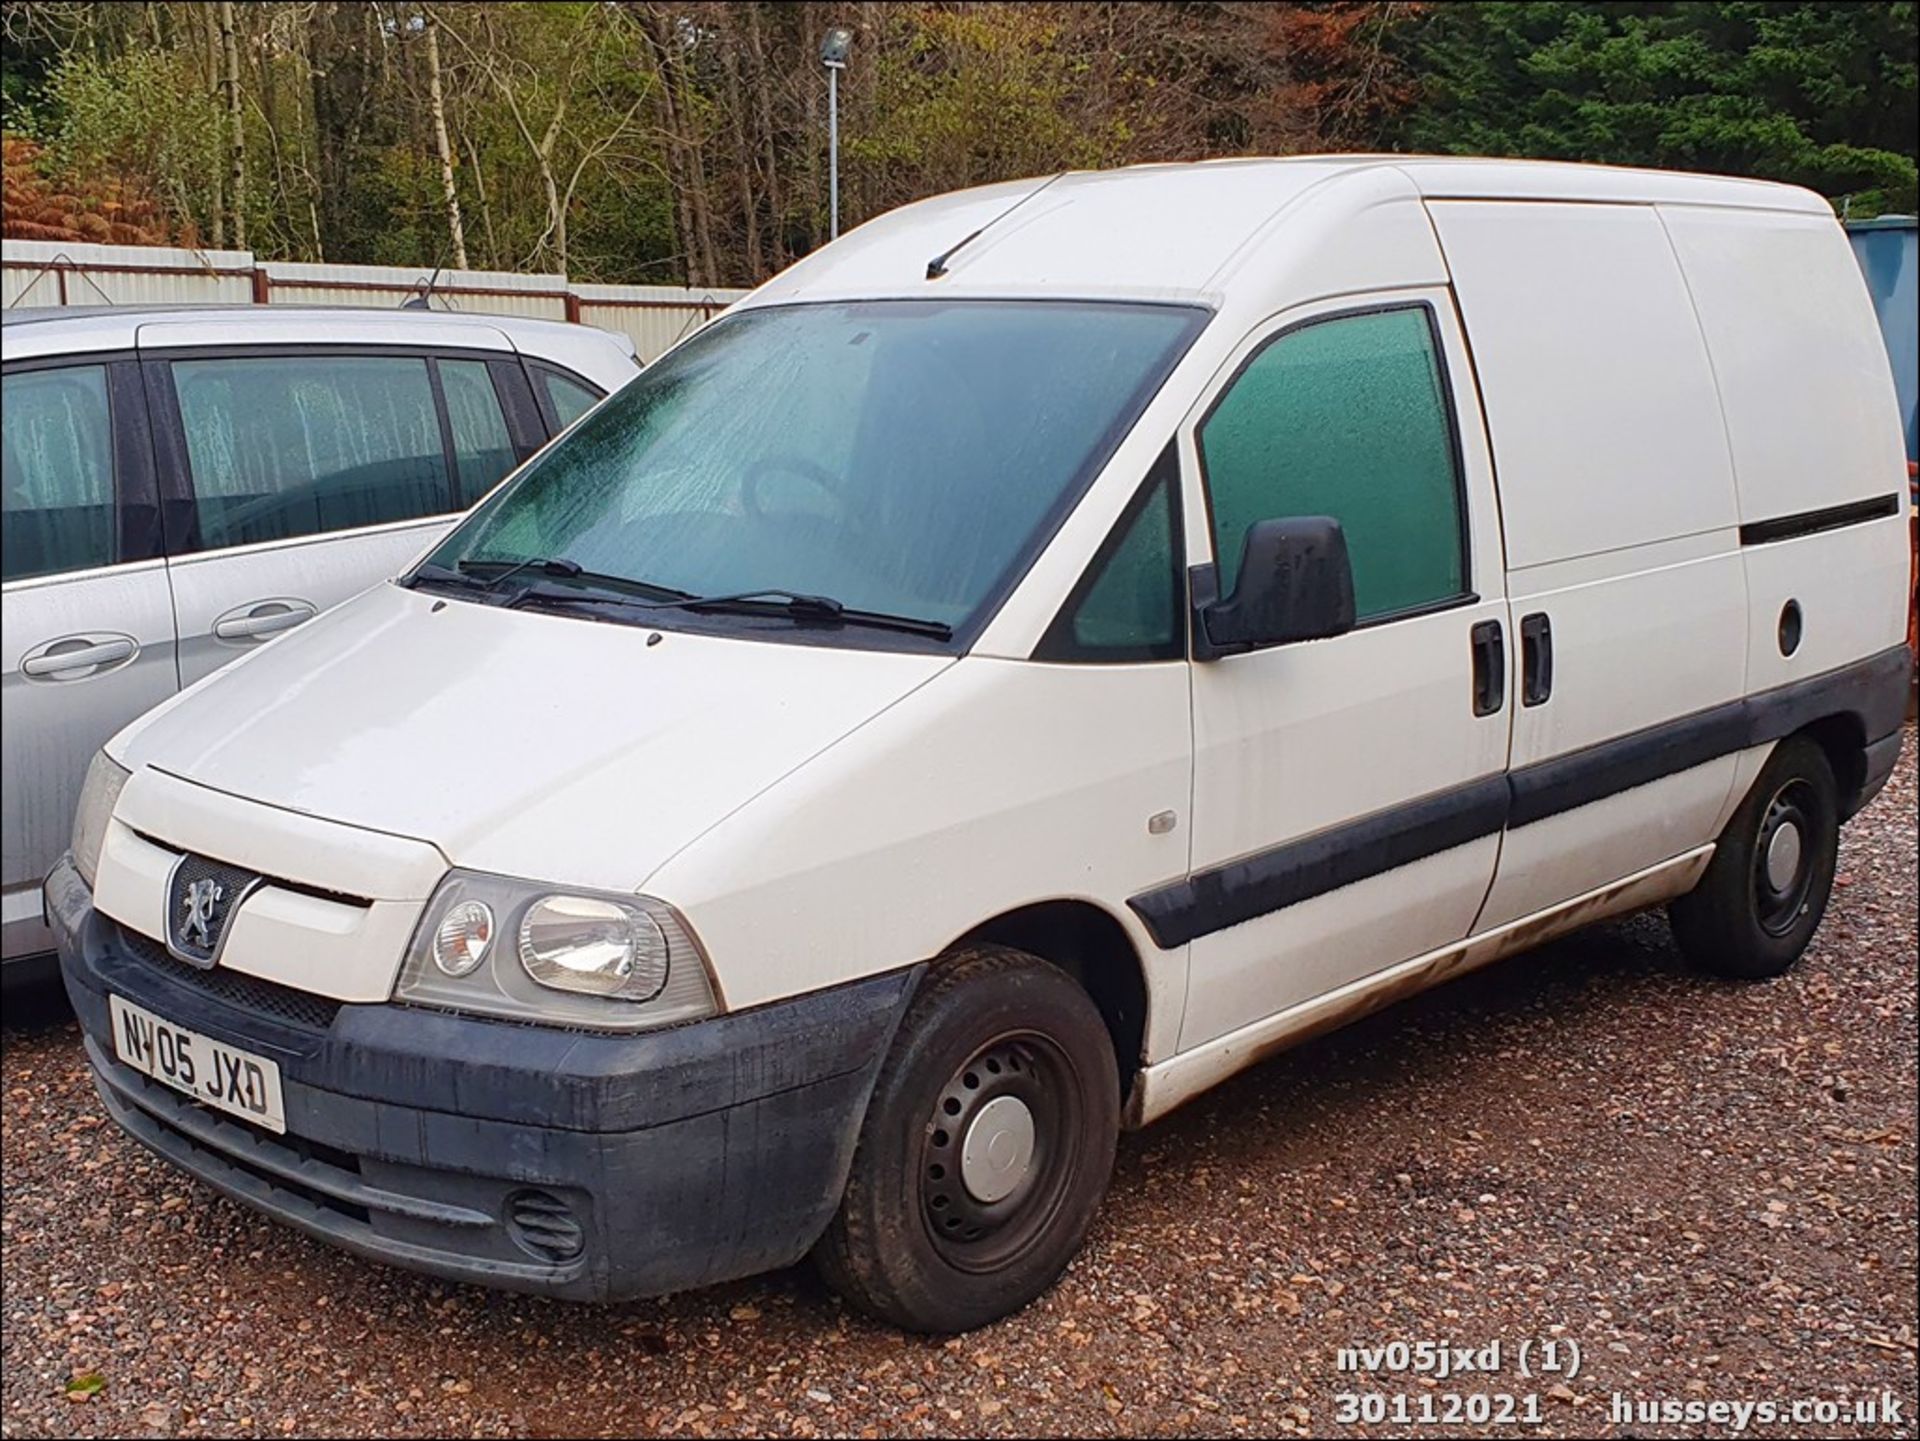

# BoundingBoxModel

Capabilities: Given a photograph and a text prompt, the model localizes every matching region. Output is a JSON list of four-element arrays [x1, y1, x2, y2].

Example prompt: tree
[[28, 38, 226, 245], [308, 0, 375, 258], [422, 12, 467, 268], [7, 3, 1914, 276], [1392, 2, 1919, 213], [218, 0, 245, 245], [434, 2, 654, 278]]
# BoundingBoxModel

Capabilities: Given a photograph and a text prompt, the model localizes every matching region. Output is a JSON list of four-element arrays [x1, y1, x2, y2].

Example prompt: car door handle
[[1470, 619, 1505, 716], [212, 599, 317, 642], [1520, 612, 1554, 707], [21, 634, 138, 680]]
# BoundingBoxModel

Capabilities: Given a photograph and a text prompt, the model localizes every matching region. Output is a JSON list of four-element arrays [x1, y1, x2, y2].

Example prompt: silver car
[[1, 305, 640, 979]]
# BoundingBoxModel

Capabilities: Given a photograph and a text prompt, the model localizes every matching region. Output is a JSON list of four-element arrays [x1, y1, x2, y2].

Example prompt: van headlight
[[518, 895, 669, 999], [71, 752, 131, 889], [396, 870, 717, 1031]]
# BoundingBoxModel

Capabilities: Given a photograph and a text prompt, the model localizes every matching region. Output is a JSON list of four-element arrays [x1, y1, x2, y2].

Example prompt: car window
[[2, 365, 116, 582], [173, 354, 451, 551], [430, 301, 1204, 641], [440, 359, 519, 506], [1199, 307, 1466, 621], [538, 369, 604, 430], [1036, 448, 1184, 662]]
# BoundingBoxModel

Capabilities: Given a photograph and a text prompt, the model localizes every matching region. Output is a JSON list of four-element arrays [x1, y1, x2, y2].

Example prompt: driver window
[[1198, 306, 1466, 622], [173, 354, 451, 551]]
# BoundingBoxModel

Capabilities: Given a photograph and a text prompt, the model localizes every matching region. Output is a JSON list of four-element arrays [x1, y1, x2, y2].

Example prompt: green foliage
[[4, 3, 1915, 277], [40, 47, 226, 240], [849, 5, 1138, 193], [1394, 2, 1919, 213], [460, 2, 668, 279]]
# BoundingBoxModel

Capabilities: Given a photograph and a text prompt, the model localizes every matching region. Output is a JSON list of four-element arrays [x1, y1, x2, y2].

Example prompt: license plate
[[109, 994, 286, 1134]]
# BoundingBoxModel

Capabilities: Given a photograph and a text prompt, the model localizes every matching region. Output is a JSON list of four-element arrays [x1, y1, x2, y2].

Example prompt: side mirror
[[1195, 516, 1356, 658]]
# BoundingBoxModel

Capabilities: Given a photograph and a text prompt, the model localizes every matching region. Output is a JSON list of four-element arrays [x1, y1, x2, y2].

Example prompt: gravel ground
[[4, 730, 1914, 1440]]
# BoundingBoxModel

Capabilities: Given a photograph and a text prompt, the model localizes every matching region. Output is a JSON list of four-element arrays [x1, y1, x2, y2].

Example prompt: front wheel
[[1669, 736, 1840, 980], [812, 946, 1119, 1333]]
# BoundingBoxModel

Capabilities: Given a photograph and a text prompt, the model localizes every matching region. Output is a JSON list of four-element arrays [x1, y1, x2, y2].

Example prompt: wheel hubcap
[[1765, 820, 1803, 893], [1753, 780, 1817, 937], [918, 1033, 1085, 1273], [961, 1095, 1036, 1203]]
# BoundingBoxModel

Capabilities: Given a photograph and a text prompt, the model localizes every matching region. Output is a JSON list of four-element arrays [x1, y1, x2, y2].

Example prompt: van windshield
[[420, 300, 1204, 644]]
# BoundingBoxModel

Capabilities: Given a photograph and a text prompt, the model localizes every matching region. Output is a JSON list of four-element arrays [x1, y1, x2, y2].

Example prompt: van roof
[[747, 155, 1834, 307]]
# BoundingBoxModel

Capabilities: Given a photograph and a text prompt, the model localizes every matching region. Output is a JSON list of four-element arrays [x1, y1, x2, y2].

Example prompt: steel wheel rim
[[1753, 779, 1817, 937], [918, 1030, 1085, 1274]]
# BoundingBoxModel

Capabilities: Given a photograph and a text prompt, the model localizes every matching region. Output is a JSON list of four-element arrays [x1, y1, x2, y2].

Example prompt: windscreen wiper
[[404, 557, 579, 597], [405, 561, 490, 593], [502, 582, 673, 613], [671, 589, 952, 639], [508, 584, 954, 640], [414, 559, 692, 609], [461, 556, 581, 590]]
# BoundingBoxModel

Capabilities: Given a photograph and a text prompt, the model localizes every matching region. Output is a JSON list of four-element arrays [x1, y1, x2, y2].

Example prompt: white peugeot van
[[50, 159, 1912, 1333]]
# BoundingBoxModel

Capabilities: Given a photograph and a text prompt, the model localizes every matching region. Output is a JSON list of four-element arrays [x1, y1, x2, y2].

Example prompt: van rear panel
[[1657, 204, 1911, 693]]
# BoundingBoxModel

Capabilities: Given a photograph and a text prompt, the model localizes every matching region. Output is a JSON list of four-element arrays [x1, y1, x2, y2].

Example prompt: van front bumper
[[49, 856, 919, 1302]]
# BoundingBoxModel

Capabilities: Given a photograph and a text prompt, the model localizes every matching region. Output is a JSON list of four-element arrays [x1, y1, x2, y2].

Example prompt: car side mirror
[[1194, 516, 1356, 659]]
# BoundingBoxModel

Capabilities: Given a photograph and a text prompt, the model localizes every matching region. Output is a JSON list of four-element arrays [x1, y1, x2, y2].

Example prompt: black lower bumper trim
[[1849, 729, 1907, 820], [51, 857, 922, 1302]]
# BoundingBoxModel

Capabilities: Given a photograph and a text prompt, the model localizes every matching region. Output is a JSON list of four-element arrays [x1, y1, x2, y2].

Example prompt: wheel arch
[[1796, 711, 1868, 813], [951, 899, 1151, 1097]]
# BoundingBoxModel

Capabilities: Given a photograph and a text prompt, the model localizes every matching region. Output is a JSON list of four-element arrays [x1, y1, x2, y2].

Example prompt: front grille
[[155, 1107, 372, 1225], [120, 925, 343, 1032]]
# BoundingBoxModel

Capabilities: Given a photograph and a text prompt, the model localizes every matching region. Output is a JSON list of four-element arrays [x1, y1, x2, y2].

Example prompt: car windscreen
[[419, 299, 1206, 645]]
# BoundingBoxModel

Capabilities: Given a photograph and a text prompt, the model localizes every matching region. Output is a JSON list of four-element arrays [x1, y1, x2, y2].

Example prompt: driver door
[[146, 344, 540, 687], [1173, 293, 1514, 1050]]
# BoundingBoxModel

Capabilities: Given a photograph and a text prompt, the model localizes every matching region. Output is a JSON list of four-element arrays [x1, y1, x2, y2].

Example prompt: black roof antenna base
[[401, 266, 446, 310]]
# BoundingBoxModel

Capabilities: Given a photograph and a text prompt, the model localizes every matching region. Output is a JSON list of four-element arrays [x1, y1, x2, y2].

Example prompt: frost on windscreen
[[436, 300, 1201, 630]]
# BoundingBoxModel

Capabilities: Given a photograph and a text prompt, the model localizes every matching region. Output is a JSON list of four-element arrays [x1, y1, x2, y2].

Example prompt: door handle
[[1520, 612, 1554, 706], [21, 634, 138, 680], [1470, 619, 1505, 716], [212, 599, 317, 643]]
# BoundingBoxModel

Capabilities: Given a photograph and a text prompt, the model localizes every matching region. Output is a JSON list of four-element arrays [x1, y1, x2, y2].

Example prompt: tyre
[[1669, 735, 1840, 980], [813, 945, 1119, 1333]]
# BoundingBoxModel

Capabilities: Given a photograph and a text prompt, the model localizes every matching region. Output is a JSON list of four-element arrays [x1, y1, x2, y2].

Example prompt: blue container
[[1846, 216, 1918, 466]]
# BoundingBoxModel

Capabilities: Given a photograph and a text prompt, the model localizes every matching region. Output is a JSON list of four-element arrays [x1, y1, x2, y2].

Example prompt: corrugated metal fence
[[1, 239, 748, 362]]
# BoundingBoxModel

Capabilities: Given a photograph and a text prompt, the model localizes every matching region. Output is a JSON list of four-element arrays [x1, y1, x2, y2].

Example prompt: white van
[[50, 159, 1911, 1333]]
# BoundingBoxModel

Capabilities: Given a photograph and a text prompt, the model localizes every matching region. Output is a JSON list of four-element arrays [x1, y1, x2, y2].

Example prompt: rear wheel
[[813, 946, 1118, 1333], [1669, 736, 1839, 980]]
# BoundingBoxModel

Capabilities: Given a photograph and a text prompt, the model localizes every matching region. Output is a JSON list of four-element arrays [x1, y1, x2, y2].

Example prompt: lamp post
[[820, 26, 853, 240]]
